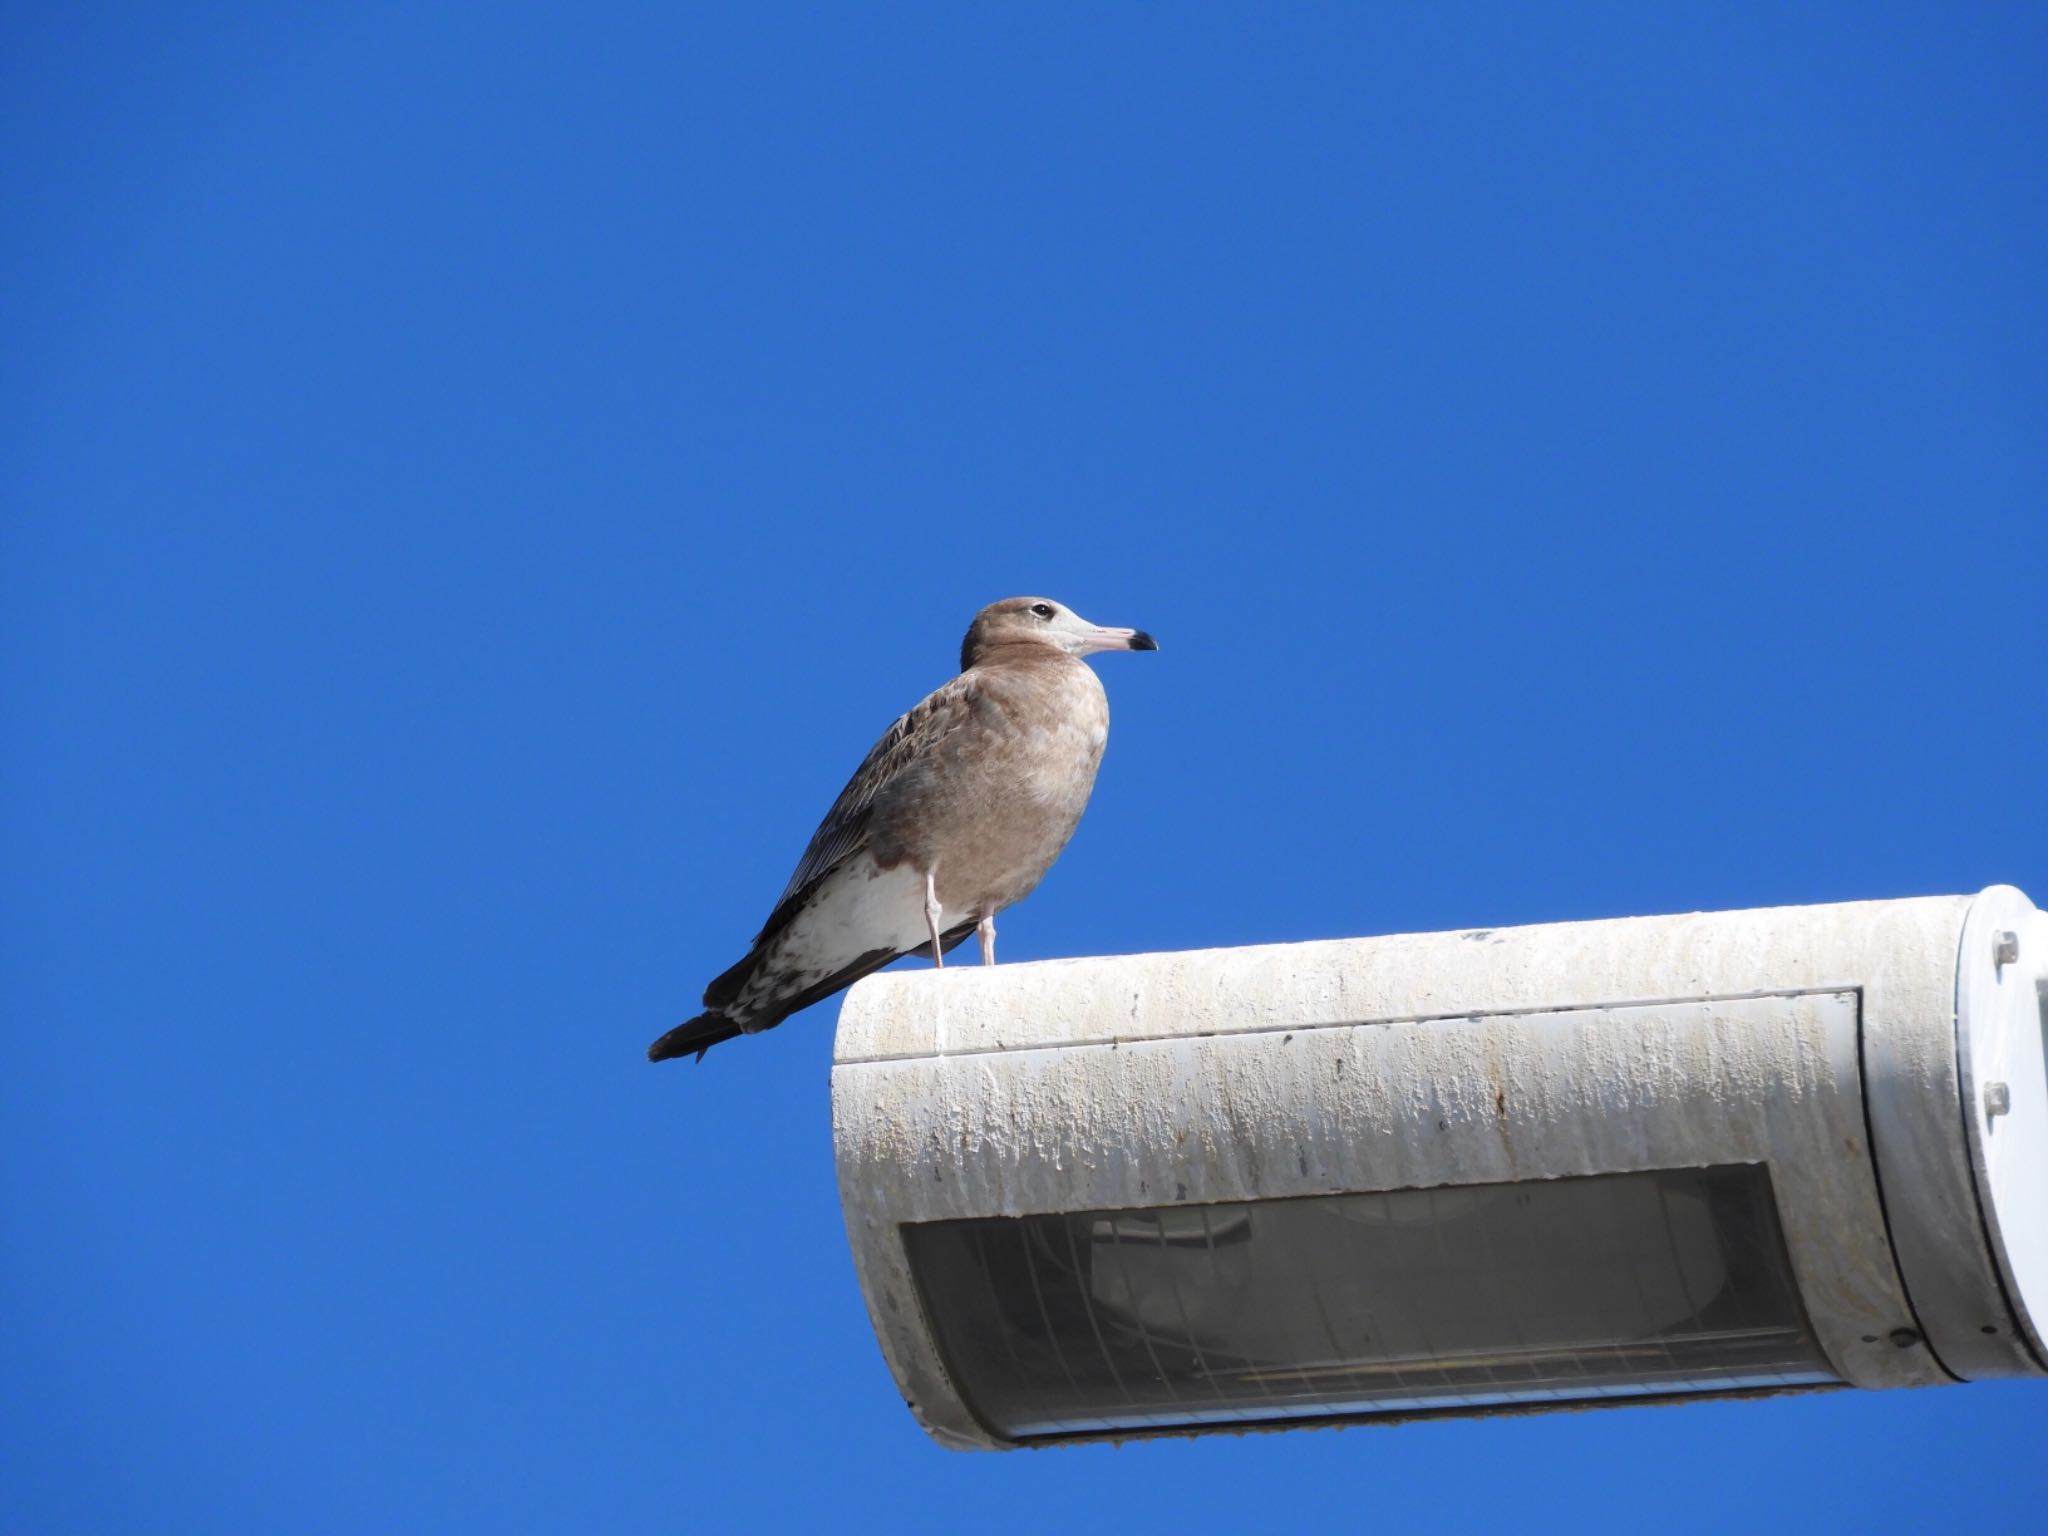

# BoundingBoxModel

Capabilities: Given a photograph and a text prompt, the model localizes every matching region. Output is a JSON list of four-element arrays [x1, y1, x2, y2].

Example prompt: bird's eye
[[1030, 603, 1055, 619]]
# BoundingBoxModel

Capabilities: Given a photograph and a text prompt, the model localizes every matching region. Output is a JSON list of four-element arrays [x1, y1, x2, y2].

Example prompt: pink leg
[[924, 870, 945, 967], [977, 913, 996, 965]]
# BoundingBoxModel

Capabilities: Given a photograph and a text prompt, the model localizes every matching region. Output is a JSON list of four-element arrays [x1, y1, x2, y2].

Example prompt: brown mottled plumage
[[648, 597, 1157, 1062]]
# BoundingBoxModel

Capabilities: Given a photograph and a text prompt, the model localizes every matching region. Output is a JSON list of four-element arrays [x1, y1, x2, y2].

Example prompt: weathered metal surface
[[829, 891, 2038, 1450]]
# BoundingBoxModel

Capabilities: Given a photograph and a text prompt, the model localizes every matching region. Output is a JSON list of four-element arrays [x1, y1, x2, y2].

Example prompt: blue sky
[[4, 4, 2045, 1532]]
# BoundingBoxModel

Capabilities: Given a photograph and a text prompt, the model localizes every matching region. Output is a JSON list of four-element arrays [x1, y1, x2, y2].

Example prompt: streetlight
[[831, 886, 2047, 1448]]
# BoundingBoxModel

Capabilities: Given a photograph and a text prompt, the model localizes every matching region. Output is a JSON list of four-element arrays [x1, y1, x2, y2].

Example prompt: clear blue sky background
[[5, 5, 2045, 1532]]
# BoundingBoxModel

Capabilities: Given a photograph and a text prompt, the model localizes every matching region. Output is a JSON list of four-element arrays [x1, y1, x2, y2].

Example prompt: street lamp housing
[[830, 887, 2048, 1449]]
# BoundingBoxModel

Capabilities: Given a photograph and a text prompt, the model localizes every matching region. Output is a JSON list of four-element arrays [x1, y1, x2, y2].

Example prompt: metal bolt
[[1994, 930, 2020, 971], [1986, 1082, 2012, 1118]]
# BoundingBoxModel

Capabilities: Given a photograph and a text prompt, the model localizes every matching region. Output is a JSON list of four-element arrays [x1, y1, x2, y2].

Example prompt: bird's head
[[960, 597, 1159, 671]]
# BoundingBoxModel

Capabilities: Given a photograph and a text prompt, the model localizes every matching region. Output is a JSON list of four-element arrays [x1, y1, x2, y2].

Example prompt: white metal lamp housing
[[830, 887, 2048, 1448]]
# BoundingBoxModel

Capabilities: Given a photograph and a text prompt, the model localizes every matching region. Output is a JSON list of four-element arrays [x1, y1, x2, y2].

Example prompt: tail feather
[[647, 1011, 744, 1063], [701, 951, 758, 1013], [649, 922, 981, 1066]]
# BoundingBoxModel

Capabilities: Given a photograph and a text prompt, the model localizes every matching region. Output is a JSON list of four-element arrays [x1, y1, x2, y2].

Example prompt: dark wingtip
[[1129, 630, 1159, 651], [647, 1012, 743, 1063]]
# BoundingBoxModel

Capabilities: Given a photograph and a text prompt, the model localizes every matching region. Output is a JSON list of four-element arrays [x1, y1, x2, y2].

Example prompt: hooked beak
[[1076, 625, 1159, 655]]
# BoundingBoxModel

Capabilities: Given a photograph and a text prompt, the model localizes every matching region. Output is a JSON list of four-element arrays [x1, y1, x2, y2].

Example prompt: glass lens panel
[[901, 1166, 1834, 1440]]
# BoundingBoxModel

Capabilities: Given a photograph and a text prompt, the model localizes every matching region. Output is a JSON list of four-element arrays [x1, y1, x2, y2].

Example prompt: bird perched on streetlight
[[648, 596, 1158, 1063]]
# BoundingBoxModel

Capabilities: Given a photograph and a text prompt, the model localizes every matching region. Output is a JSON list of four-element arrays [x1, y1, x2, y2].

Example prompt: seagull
[[648, 597, 1157, 1063]]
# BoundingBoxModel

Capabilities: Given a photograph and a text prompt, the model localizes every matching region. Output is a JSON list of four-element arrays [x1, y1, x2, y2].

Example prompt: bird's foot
[[977, 913, 996, 965]]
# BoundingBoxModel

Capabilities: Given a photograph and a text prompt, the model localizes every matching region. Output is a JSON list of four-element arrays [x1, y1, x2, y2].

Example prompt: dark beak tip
[[1130, 631, 1159, 652]]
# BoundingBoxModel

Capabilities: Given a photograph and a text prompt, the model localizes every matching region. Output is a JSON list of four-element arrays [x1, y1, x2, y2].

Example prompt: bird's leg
[[924, 869, 945, 967], [977, 912, 997, 966]]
